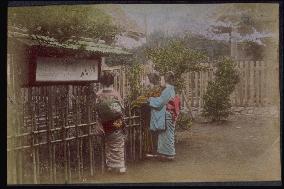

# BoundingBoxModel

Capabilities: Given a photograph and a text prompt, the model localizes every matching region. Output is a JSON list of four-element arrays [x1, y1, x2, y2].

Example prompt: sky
[[120, 4, 218, 35], [116, 4, 275, 49]]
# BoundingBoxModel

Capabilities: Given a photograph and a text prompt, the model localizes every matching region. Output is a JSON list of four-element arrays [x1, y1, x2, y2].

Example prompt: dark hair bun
[[165, 71, 175, 85], [147, 73, 160, 85], [100, 71, 114, 87]]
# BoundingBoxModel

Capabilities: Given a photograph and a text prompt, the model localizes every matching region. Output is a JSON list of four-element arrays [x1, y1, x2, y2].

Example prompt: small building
[[7, 26, 131, 143], [7, 27, 130, 88]]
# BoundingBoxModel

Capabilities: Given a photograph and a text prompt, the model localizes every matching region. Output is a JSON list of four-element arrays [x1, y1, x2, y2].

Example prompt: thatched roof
[[8, 27, 131, 55]]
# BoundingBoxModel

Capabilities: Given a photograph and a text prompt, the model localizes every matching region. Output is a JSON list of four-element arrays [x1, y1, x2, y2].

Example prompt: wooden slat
[[194, 72, 198, 108], [255, 61, 260, 106]]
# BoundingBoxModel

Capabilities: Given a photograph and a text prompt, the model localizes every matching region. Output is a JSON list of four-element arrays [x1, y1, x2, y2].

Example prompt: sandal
[[145, 153, 158, 159]]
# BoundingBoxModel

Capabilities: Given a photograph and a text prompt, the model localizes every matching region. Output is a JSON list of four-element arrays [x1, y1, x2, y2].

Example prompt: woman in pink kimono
[[146, 71, 180, 160]]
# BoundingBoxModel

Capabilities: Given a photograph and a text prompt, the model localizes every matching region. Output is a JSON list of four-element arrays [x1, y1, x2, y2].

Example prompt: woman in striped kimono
[[146, 71, 180, 160], [96, 71, 126, 173]]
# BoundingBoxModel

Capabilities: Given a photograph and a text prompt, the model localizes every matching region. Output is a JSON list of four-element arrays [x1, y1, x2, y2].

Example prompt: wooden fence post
[[30, 87, 38, 184], [244, 61, 249, 106], [47, 86, 54, 183], [194, 72, 198, 108], [255, 61, 260, 106], [262, 61, 267, 105], [87, 86, 94, 177], [74, 86, 81, 181]]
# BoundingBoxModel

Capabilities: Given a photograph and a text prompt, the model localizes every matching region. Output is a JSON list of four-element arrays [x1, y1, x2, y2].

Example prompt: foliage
[[131, 87, 163, 109], [124, 62, 143, 104], [241, 40, 265, 60], [176, 110, 193, 131], [202, 57, 240, 122], [210, 4, 278, 60], [8, 5, 121, 44], [146, 39, 208, 93], [213, 4, 277, 35], [105, 45, 148, 66], [183, 33, 230, 60]]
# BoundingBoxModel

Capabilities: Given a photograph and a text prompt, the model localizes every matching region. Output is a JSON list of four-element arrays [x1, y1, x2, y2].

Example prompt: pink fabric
[[166, 96, 181, 122]]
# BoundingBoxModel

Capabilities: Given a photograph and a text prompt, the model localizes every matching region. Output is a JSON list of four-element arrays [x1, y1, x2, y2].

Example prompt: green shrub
[[176, 111, 192, 131], [202, 57, 240, 122]]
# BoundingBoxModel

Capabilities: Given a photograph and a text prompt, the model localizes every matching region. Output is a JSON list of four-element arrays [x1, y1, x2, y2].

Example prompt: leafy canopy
[[8, 5, 121, 44], [146, 39, 208, 93]]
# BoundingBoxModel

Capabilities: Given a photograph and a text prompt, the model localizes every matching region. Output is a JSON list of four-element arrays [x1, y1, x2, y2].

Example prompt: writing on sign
[[36, 56, 99, 81]]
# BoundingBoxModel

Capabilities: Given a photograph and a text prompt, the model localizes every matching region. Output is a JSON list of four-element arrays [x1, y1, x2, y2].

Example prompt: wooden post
[[87, 86, 94, 177], [255, 61, 260, 106], [248, 61, 253, 105], [238, 61, 242, 106], [243, 61, 248, 106], [31, 89, 37, 184], [139, 110, 143, 160], [80, 138, 84, 179], [190, 72, 194, 108], [17, 95, 23, 184], [200, 71, 203, 108], [47, 86, 54, 183], [129, 125, 132, 161], [74, 87, 81, 180], [101, 136, 105, 174], [194, 72, 198, 108], [52, 144, 56, 183], [239, 61, 243, 106], [253, 61, 257, 106], [67, 142, 72, 182], [35, 87, 40, 182], [262, 61, 267, 105], [66, 87, 71, 182], [133, 125, 136, 161], [185, 72, 190, 101], [61, 87, 68, 184]]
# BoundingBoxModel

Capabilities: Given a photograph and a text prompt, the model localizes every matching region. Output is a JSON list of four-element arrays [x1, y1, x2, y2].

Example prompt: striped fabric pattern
[[157, 111, 176, 156]]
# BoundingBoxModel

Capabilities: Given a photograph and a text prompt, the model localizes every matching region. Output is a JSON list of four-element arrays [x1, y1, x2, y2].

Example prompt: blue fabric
[[148, 84, 175, 131], [157, 111, 176, 156]]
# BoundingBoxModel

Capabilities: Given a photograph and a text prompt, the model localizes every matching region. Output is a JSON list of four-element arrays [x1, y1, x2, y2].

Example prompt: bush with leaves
[[146, 39, 208, 93], [176, 110, 193, 131], [202, 57, 240, 122], [124, 62, 143, 104]]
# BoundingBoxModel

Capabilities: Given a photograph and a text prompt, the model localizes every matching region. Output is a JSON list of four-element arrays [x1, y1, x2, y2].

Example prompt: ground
[[83, 113, 281, 184]]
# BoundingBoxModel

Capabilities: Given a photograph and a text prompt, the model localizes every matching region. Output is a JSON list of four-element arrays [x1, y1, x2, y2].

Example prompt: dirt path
[[84, 115, 280, 183]]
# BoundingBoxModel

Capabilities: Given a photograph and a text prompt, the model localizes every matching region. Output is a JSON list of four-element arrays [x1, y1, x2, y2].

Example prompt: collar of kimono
[[103, 86, 113, 91]]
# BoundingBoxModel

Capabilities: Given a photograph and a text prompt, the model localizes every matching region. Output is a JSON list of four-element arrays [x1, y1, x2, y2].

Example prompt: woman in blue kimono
[[146, 71, 178, 160]]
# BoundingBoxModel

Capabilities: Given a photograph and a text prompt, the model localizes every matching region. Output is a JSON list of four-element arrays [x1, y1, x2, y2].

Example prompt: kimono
[[148, 84, 176, 156], [96, 89, 126, 169]]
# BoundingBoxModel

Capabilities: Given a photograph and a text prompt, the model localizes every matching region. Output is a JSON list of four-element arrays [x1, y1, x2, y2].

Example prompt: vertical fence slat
[[262, 61, 267, 105], [35, 87, 40, 182], [190, 72, 194, 108], [31, 88, 38, 184], [255, 61, 260, 106], [194, 72, 198, 108], [74, 86, 81, 180], [62, 86, 68, 183], [244, 61, 248, 106], [47, 86, 54, 183], [87, 86, 94, 177]]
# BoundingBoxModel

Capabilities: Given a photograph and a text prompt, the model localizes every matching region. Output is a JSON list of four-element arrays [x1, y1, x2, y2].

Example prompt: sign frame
[[26, 46, 102, 86]]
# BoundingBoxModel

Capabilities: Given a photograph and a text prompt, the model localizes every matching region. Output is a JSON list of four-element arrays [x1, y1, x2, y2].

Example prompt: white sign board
[[36, 56, 99, 81]]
